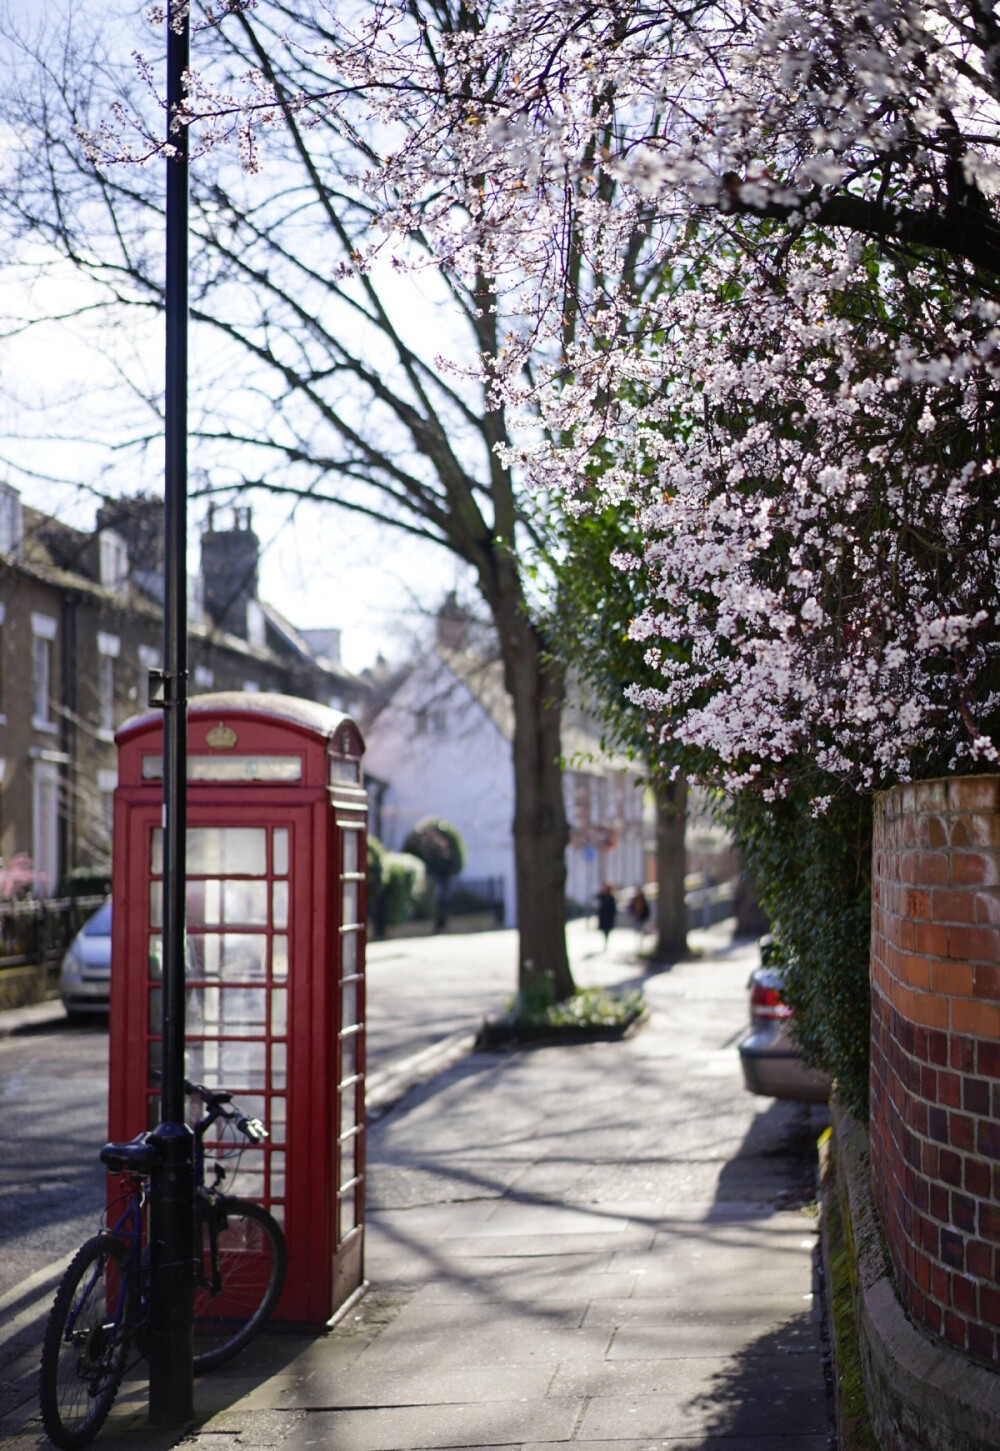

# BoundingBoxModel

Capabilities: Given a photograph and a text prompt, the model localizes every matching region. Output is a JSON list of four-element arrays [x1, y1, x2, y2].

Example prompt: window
[[98, 633, 120, 737], [31, 613, 57, 731], [97, 768, 117, 851], [0, 484, 23, 556], [246, 599, 266, 648], [242, 680, 261, 694], [0, 602, 6, 722], [99, 531, 128, 591], [194, 665, 215, 690]]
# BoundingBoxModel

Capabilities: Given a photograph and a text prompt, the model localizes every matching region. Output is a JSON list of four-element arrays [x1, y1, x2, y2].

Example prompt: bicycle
[[39, 1079, 287, 1449]]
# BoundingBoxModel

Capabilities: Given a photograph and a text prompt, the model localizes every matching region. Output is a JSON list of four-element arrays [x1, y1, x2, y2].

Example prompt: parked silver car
[[59, 898, 112, 1019], [738, 938, 831, 1103]]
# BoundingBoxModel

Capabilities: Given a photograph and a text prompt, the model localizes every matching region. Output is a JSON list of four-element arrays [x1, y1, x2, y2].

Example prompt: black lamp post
[[147, 0, 194, 1425]]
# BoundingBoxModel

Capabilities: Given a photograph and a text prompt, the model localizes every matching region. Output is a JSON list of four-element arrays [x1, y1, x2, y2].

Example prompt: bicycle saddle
[[100, 1136, 163, 1175]]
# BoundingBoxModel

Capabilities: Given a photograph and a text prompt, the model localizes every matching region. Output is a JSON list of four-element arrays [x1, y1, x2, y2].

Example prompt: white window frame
[[31, 614, 57, 732], [97, 633, 120, 738], [32, 759, 60, 896], [99, 531, 128, 591]]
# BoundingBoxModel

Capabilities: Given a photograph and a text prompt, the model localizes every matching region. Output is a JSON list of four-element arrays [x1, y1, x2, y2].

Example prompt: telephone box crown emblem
[[206, 722, 238, 749]]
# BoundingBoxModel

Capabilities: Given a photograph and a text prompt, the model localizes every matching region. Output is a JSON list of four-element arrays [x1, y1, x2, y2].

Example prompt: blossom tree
[[309, 0, 1000, 792]]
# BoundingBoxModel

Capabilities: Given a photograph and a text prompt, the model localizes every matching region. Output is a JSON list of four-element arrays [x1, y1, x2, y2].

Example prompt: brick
[[931, 959, 974, 996], [982, 1203, 1000, 1242], [952, 1192, 977, 1234], [948, 924, 1000, 962], [902, 954, 931, 990], [966, 814, 1000, 849], [914, 991, 950, 1029], [918, 779, 950, 812], [918, 1211, 941, 1254], [973, 963, 1000, 1001], [981, 1284, 1000, 1326], [951, 1035, 977, 1073], [968, 1322, 996, 1360], [965, 1155, 991, 1197], [967, 1240, 993, 1280], [948, 777, 1000, 811], [927, 815, 948, 848], [963, 1076, 991, 1114], [912, 859, 947, 892], [943, 1311, 968, 1349], [949, 1113, 976, 1153], [915, 921, 950, 957], [929, 1105, 949, 1143], [930, 1180, 950, 1221], [980, 1041, 1000, 1078], [932, 888, 976, 923], [953, 1272, 978, 1316], [975, 890, 1000, 924], [982, 1121, 1000, 1164], [925, 1028, 950, 1066], [939, 1147, 963, 1186], [953, 851, 1000, 888], [914, 1250, 932, 1291], [953, 998, 1000, 1037]]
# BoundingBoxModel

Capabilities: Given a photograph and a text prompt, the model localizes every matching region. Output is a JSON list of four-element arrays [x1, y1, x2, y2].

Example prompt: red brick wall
[[870, 776, 1000, 1366]]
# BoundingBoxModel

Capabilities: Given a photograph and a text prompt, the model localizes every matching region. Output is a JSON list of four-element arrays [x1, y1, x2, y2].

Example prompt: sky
[[0, 0, 472, 677]]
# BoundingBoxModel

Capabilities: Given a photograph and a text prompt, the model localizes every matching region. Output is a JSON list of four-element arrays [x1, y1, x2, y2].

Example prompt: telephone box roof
[[117, 691, 360, 747]]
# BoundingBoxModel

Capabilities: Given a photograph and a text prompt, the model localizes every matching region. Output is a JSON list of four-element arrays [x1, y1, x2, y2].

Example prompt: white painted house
[[361, 601, 645, 925]]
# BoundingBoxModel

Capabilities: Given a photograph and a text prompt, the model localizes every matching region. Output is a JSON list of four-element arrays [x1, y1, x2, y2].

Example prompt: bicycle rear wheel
[[40, 1235, 130, 1450], [192, 1197, 286, 1372]]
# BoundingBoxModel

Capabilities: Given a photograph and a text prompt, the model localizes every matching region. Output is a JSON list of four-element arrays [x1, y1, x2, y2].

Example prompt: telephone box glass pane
[[340, 1086, 357, 1135], [151, 826, 267, 875], [189, 934, 267, 981], [273, 829, 289, 876], [342, 978, 359, 1028], [342, 831, 359, 874], [270, 1152, 286, 1200], [184, 986, 221, 1033], [340, 1133, 357, 1185], [342, 932, 358, 975], [186, 1039, 267, 1090], [339, 1192, 357, 1238], [219, 987, 267, 1033], [150, 880, 162, 928], [149, 935, 163, 979], [270, 987, 288, 1037], [342, 882, 359, 926], [272, 880, 288, 930], [270, 1096, 287, 1144], [187, 880, 268, 928], [341, 1030, 359, 1079], [271, 1042, 287, 1089], [271, 935, 288, 981]]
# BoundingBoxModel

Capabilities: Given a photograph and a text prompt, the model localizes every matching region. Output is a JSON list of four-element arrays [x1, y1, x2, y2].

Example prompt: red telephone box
[[109, 692, 368, 1325]]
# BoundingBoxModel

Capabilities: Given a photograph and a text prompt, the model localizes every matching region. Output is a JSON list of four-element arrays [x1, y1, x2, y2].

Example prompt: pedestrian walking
[[595, 883, 617, 948], [628, 885, 651, 945]]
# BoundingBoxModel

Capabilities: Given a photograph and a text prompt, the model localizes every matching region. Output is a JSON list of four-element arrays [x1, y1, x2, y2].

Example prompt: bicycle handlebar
[[184, 1078, 269, 1146]]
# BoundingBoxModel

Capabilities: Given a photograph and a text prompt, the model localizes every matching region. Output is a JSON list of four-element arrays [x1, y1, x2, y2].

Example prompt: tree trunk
[[495, 600, 574, 1003], [653, 776, 688, 961]]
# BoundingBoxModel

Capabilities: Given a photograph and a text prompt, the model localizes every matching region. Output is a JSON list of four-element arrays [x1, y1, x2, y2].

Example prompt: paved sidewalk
[[3, 923, 833, 1449]]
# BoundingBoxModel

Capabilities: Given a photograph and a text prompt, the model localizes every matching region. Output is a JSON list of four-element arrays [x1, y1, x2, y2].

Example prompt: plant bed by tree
[[477, 986, 647, 1048]]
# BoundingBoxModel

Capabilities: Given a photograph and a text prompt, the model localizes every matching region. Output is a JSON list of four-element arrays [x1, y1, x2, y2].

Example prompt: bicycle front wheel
[[193, 1198, 286, 1372], [40, 1235, 130, 1450]]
